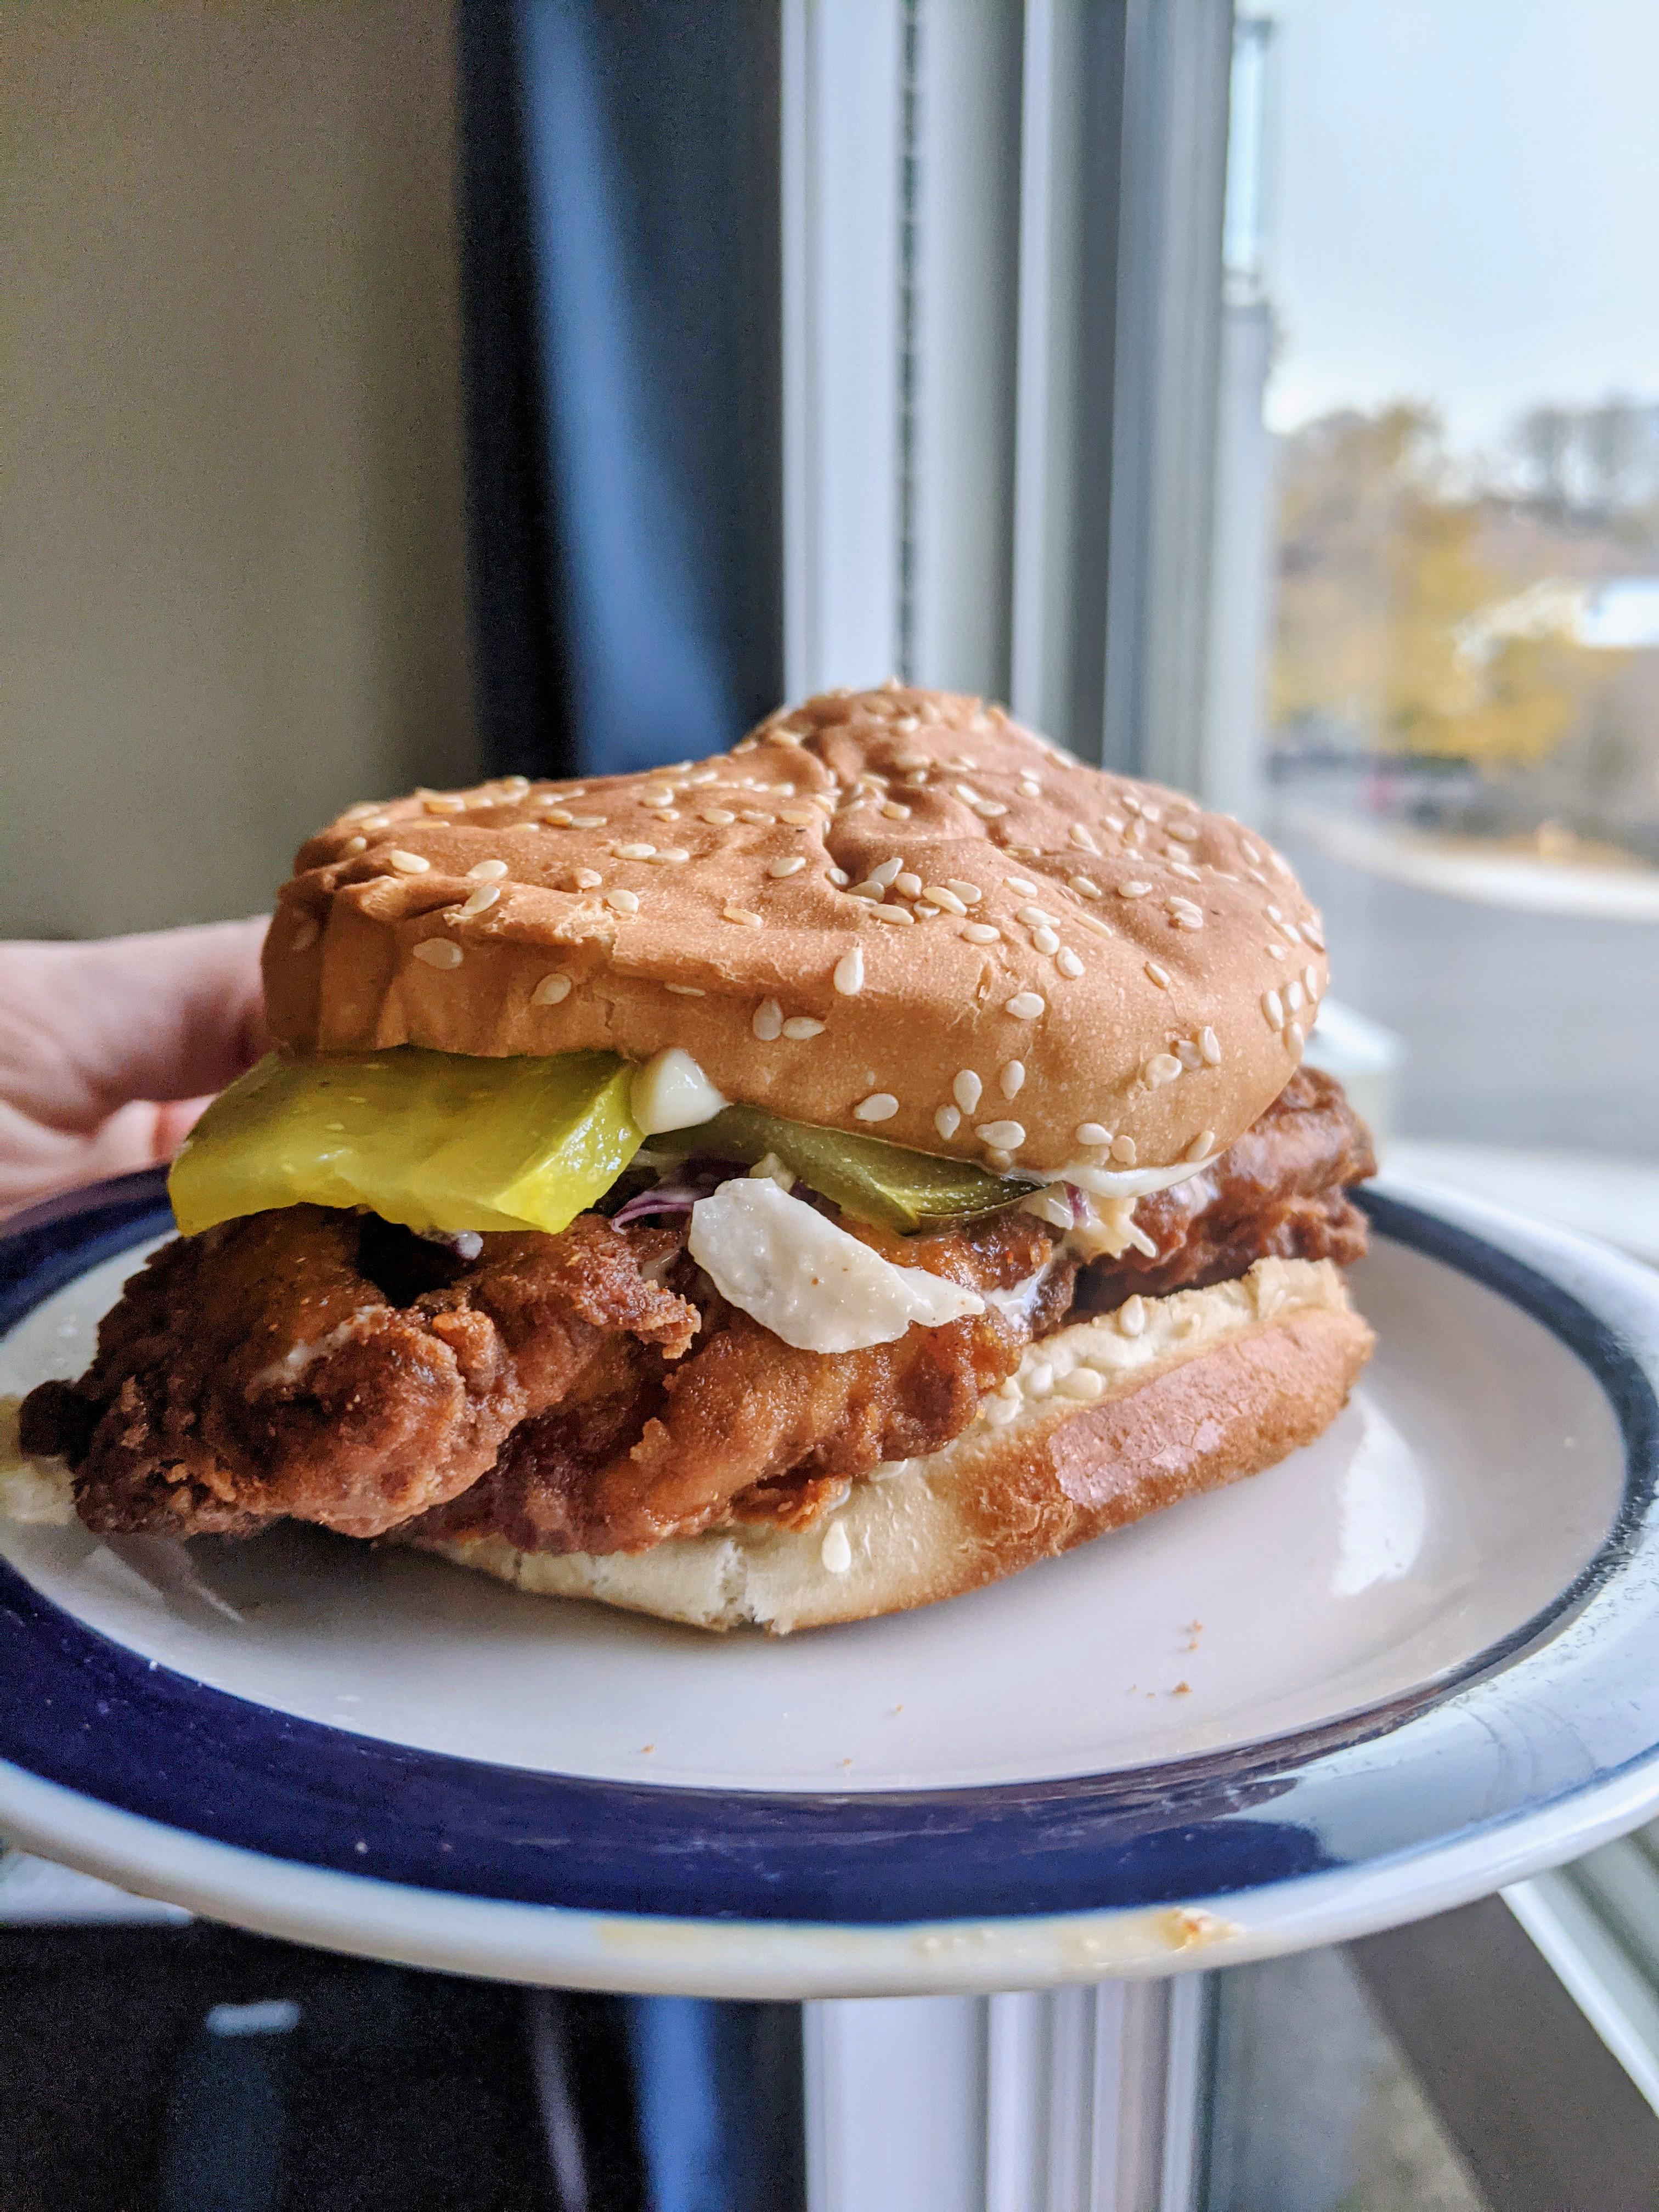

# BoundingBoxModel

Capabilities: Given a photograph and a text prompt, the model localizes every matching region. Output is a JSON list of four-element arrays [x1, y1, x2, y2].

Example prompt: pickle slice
[[170, 1048, 641, 1238], [672, 1104, 1031, 1233]]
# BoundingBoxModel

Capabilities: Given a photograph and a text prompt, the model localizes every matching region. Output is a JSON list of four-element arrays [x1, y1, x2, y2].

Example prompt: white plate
[[1, 1170, 1656, 1997]]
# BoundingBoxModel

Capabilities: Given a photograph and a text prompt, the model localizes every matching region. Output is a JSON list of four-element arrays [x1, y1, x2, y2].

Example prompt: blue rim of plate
[[2, 1169, 1658, 1928]]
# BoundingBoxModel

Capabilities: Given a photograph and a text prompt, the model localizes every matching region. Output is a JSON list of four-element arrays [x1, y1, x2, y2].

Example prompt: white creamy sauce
[[1036, 1155, 1220, 1201], [686, 1178, 985, 1354], [630, 1048, 728, 1136]]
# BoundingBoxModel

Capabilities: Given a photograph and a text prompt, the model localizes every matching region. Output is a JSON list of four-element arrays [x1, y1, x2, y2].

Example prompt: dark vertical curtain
[[456, 0, 784, 783]]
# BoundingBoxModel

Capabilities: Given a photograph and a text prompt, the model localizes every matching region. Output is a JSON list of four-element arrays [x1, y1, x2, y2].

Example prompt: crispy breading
[[23, 1207, 694, 1540], [24, 1072, 1373, 1553]]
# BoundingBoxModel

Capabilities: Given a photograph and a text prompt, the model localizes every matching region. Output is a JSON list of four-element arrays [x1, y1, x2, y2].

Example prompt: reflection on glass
[[1217, 2, 1659, 1178]]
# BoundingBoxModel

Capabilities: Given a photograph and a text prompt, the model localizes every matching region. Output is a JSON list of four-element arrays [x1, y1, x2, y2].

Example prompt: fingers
[[0, 921, 269, 1133]]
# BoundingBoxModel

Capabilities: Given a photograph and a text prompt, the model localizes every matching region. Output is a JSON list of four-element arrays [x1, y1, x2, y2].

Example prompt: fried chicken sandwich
[[17, 687, 1375, 1632]]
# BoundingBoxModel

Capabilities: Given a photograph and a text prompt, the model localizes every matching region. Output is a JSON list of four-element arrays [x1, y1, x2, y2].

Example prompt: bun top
[[264, 686, 1328, 1179]]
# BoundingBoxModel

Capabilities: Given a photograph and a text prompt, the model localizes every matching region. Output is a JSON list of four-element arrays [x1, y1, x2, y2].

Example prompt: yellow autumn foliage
[[1272, 404, 1615, 766]]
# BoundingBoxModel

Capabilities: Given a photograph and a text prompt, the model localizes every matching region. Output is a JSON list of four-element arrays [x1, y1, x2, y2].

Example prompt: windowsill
[[1385, 1140, 1659, 1271]]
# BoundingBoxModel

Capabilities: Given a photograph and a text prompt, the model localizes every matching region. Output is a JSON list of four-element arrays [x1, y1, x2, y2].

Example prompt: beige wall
[[2, 2, 477, 939]]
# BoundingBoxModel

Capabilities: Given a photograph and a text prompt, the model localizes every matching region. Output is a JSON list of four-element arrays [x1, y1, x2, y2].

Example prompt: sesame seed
[[533, 973, 573, 1005], [738, 809, 774, 825], [881, 800, 912, 819], [768, 855, 807, 877], [961, 922, 1001, 944], [542, 810, 574, 827], [1025, 1362, 1054, 1398], [341, 801, 383, 821], [1167, 820, 1200, 842], [1200, 1027, 1221, 1064], [290, 916, 319, 952], [456, 884, 500, 919], [1060, 1368, 1105, 1401], [1015, 904, 1056, 928], [1266, 904, 1282, 921], [467, 859, 509, 881], [753, 999, 783, 1041], [1119, 881, 1152, 898], [834, 947, 865, 995], [1303, 966, 1321, 1000], [1069, 874, 1102, 899], [340, 834, 368, 855], [986, 1147, 1016, 1171], [783, 1016, 826, 1039], [702, 808, 736, 825], [935, 1104, 962, 1138], [568, 815, 607, 829], [1175, 1039, 1203, 1069], [1170, 907, 1204, 931], [413, 939, 462, 969], [855, 1092, 899, 1122], [1076, 1122, 1111, 1146], [723, 903, 763, 927], [1302, 922, 1326, 951], [387, 849, 430, 874], [778, 806, 819, 826], [953, 1070, 983, 1113], [1286, 979, 1306, 1013], [867, 905, 913, 924], [953, 782, 982, 803], [1145, 961, 1171, 988], [999, 1060, 1026, 1098], [614, 842, 656, 861], [1144, 1053, 1182, 1086], [973, 800, 1008, 819], [664, 983, 704, 996], [1266, 944, 1285, 960], [424, 793, 466, 813], [895, 872, 923, 898], [923, 884, 967, 914], [915, 903, 939, 917], [871, 857, 904, 887], [1103, 814, 1125, 834], [1056, 947, 1084, 979], [1069, 823, 1100, 852], [1017, 777, 1042, 798], [1285, 1022, 1304, 1053], [655, 848, 691, 864], [573, 867, 603, 889], [1006, 991, 1046, 1019], [1119, 1295, 1147, 1337], [847, 882, 883, 901], [976, 1120, 1025, 1148], [1263, 989, 1285, 1028], [1112, 1135, 1137, 1164], [945, 880, 982, 904], [605, 888, 640, 914], [1187, 1129, 1216, 1161], [894, 751, 930, 771], [1005, 876, 1039, 895], [1031, 926, 1058, 955], [1169, 860, 1203, 882]]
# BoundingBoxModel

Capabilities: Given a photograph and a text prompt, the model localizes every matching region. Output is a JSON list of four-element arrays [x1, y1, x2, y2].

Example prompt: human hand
[[0, 921, 268, 1218]]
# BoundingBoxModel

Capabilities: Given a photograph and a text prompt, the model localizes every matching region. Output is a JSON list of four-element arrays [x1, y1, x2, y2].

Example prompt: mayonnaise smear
[[687, 1177, 985, 1353]]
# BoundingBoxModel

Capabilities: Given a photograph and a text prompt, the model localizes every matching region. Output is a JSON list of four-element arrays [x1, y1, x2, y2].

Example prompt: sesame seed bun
[[264, 685, 1330, 1178], [407, 1257, 1374, 1634]]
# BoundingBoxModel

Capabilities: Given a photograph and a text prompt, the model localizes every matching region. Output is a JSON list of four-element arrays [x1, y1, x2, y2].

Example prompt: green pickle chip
[[170, 1048, 642, 1238], [169, 1048, 1031, 1240], [670, 1104, 1031, 1233]]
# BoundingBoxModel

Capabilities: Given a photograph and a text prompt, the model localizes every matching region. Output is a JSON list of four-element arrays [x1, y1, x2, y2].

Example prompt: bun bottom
[[410, 1257, 1374, 1634]]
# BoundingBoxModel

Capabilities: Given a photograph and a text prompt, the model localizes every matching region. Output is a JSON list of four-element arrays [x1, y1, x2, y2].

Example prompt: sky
[[1260, 0, 1659, 454]]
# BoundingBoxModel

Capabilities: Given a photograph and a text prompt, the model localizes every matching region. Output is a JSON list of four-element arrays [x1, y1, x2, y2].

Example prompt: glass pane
[[1219, 0, 1659, 1195]]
